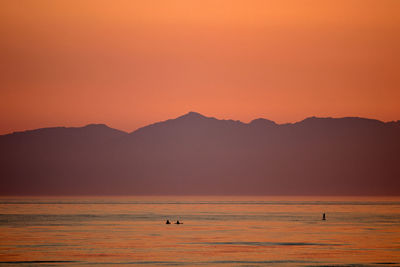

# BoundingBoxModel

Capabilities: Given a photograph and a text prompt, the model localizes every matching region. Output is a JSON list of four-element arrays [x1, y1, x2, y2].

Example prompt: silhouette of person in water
[[175, 220, 182, 224], [322, 213, 326, 220], [166, 220, 171, 224]]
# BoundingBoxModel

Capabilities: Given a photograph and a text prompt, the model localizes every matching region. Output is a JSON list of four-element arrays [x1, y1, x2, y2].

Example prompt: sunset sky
[[0, 0, 399, 134]]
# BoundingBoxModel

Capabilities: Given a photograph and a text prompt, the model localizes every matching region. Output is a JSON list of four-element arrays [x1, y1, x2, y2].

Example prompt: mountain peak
[[249, 118, 277, 127], [178, 111, 207, 120]]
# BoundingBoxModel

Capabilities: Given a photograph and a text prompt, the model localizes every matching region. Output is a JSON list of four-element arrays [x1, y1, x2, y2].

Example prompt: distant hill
[[1, 112, 399, 195]]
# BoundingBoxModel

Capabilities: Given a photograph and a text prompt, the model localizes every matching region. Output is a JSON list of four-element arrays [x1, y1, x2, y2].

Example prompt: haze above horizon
[[1, 0, 399, 134]]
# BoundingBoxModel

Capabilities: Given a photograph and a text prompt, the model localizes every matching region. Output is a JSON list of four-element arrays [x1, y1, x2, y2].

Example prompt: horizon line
[[2, 111, 399, 136]]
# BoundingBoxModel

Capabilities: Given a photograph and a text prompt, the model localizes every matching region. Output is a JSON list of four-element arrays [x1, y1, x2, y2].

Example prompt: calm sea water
[[0, 196, 399, 266]]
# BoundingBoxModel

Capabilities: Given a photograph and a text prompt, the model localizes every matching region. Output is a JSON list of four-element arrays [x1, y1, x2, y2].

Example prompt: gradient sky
[[0, 0, 399, 134]]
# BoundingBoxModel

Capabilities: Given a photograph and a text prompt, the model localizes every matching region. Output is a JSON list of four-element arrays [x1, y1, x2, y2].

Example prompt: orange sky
[[0, 0, 399, 134]]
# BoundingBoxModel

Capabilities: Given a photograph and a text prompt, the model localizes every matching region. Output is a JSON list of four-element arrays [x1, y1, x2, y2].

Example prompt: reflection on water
[[0, 196, 399, 266]]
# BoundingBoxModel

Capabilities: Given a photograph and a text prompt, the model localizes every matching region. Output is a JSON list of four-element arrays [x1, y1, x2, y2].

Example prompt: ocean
[[0, 196, 399, 266]]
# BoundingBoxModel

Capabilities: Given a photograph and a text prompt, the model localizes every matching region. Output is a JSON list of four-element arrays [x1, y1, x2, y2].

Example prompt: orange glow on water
[[0, 196, 399, 265]]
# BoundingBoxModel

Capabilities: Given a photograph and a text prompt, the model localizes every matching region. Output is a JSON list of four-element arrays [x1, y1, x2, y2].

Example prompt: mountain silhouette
[[1, 112, 399, 195]]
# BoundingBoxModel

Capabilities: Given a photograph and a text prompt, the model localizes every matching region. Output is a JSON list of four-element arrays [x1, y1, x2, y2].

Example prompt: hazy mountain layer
[[1, 112, 399, 195]]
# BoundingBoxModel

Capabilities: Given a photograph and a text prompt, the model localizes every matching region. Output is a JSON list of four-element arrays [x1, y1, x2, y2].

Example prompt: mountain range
[[1, 112, 399, 195]]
